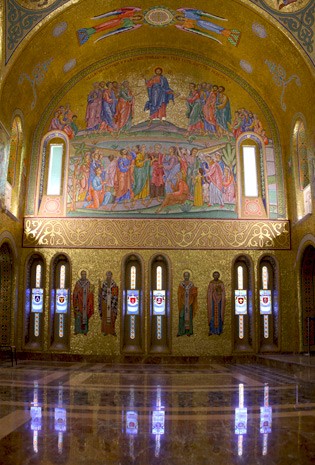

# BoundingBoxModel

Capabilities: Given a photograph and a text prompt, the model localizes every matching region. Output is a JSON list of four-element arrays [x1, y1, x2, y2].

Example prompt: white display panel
[[31, 288, 44, 313], [152, 410, 165, 434], [153, 290, 166, 315], [55, 408, 67, 432], [259, 290, 272, 315], [235, 290, 247, 315], [56, 289, 68, 314], [30, 406, 42, 431], [234, 407, 247, 434], [260, 406, 272, 433], [126, 411, 138, 434], [127, 290, 139, 315]]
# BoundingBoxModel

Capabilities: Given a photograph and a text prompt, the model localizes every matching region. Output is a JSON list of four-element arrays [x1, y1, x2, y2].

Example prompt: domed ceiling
[[1, 0, 314, 130]]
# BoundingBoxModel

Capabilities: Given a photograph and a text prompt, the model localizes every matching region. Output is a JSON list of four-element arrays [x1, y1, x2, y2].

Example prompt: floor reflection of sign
[[152, 410, 165, 434], [30, 406, 42, 431], [55, 408, 67, 432], [31, 288, 44, 313], [235, 407, 247, 434], [56, 289, 68, 313], [260, 406, 272, 433], [127, 290, 139, 315], [260, 290, 272, 315], [235, 290, 247, 315], [126, 411, 138, 434], [153, 290, 166, 315]]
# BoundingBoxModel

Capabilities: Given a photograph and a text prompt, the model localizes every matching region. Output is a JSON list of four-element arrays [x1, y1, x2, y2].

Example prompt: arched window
[[236, 133, 269, 219], [258, 256, 279, 351], [149, 254, 171, 354], [121, 254, 144, 354], [293, 118, 311, 218], [233, 256, 254, 352], [24, 254, 45, 349], [49, 254, 71, 350], [35, 131, 69, 216], [6, 116, 25, 217]]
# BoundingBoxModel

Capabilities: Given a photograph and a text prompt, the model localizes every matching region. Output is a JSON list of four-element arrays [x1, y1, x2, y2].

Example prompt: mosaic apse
[[43, 53, 280, 220]]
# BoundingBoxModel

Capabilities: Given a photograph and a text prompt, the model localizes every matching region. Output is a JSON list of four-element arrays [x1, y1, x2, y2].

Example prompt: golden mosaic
[[23, 218, 290, 249]]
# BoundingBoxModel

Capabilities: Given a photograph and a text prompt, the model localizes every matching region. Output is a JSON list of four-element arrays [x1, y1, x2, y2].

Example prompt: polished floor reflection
[[0, 358, 314, 464]]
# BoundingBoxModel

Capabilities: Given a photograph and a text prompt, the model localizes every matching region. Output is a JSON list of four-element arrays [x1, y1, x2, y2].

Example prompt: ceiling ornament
[[252, 22, 268, 37], [76, 7, 241, 47], [240, 60, 253, 73], [63, 58, 77, 73], [5, 0, 69, 63], [265, 60, 301, 111], [250, 0, 315, 65], [18, 58, 53, 110]]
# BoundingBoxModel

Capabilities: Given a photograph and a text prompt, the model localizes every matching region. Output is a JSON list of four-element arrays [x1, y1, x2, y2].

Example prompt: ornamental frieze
[[23, 218, 290, 250]]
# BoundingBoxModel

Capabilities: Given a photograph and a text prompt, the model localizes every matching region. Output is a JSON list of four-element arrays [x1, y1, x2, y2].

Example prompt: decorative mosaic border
[[5, 0, 69, 64], [23, 218, 290, 250], [250, 0, 314, 66]]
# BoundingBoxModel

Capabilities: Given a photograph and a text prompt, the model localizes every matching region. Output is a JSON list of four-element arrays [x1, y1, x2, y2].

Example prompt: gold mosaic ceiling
[[0, 0, 314, 139]]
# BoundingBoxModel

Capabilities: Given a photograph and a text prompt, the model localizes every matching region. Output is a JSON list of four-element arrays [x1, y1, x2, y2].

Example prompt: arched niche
[[236, 132, 269, 219], [0, 242, 14, 345], [292, 117, 312, 220], [232, 255, 254, 352], [257, 255, 280, 352], [148, 254, 171, 355], [49, 253, 71, 351], [35, 131, 69, 216], [6, 116, 25, 217], [121, 253, 144, 354], [24, 253, 46, 350], [301, 245, 315, 352]]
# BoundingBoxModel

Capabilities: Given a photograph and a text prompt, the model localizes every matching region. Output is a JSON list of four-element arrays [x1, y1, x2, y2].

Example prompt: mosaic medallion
[[144, 7, 175, 26]]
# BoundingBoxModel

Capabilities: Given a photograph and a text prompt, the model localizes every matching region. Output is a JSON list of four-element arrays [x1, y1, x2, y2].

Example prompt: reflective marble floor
[[0, 358, 314, 465]]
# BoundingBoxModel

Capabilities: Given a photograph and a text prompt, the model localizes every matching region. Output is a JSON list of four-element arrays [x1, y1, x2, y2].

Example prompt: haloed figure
[[73, 270, 95, 335], [207, 271, 226, 335], [99, 271, 119, 336], [177, 271, 198, 337]]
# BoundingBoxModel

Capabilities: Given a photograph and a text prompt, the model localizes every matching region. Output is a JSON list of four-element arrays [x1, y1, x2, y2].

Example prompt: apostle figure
[[73, 270, 94, 335], [99, 271, 119, 336], [207, 271, 226, 335], [177, 271, 198, 337]]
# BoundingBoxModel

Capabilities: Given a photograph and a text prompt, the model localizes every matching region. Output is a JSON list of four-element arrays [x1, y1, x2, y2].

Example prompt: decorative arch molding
[[0, 123, 11, 208], [290, 113, 314, 220], [0, 230, 19, 260], [10, 109, 25, 131], [294, 234, 315, 269], [26, 47, 283, 216], [5, 0, 70, 64]]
